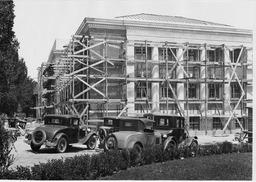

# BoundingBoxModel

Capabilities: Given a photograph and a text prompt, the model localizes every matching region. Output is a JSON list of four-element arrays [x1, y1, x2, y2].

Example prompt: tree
[[0, 1, 36, 117]]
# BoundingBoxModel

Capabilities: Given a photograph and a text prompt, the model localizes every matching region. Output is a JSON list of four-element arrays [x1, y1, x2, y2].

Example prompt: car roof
[[103, 116, 155, 124], [144, 113, 185, 118], [44, 114, 79, 119]]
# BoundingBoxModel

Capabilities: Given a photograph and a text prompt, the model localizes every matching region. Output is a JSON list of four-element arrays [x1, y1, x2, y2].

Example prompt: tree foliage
[[0, 1, 36, 117]]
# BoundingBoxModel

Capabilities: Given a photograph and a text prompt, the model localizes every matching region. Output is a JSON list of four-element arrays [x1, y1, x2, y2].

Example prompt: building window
[[185, 66, 200, 78], [207, 48, 223, 62], [135, 82, 151, 98], [208, 66, 223, 79], [160, 82, 176, 98], [134, 46, 152, 60], [184, 49, 200, 62], [231, 83, 241, 98], [187, 83, 198, 99], [213, 118, 222, 130], [158, 48, 176, 61], [235, 118, 246, 129], [209, 84, 221, 99], [159, 65, 176, 79], [189, 117, 200, 130], [135, 63, 151, 78], [230, 49, 241, 63]]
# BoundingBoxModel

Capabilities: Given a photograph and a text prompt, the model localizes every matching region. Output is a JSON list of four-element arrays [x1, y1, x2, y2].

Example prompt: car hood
[[34, 125, 67, 139]]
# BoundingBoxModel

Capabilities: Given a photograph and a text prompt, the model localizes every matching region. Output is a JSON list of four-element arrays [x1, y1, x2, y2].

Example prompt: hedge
[[0, 141, 252, 180]]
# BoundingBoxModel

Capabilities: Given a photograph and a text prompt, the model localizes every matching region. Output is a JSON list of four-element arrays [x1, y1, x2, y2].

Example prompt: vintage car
[[104, 114, 198, 156], [24, 114, 98, 153], [104, 117, 155, 152], [98, 116, 121, 147], [143, 113, 198, 151]]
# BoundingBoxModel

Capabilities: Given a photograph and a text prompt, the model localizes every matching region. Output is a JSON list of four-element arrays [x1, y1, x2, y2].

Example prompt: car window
[[45, 118, 63, 125], [105, 119, 113, 126], [120, 120, 138, 131], [72, 119, 79, 126]]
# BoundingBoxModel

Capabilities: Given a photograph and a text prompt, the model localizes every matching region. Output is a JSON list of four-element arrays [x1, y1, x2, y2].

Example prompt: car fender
[[53, 133, 68, 145], [82, 132, 97, 144], [163, 136, 177, 150], [127, 140, 143, 149]]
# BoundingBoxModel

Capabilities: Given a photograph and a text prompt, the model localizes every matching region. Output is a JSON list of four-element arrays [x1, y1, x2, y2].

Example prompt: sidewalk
[[197, 134, 235, 145]]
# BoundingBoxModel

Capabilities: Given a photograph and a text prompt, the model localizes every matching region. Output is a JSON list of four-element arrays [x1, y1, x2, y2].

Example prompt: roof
[[115, 13, 231, 27], [144, 113, 184, 118], [104, 116, 154, 123], [44, 114, 79, 119]]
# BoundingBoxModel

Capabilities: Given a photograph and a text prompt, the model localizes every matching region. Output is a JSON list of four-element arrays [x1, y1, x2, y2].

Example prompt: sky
[[13, 0, 255, 80]]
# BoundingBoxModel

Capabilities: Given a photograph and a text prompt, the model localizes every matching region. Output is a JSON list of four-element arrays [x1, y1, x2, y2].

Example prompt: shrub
[[1, 140, 253, 180], [0, 119, 15, 177]]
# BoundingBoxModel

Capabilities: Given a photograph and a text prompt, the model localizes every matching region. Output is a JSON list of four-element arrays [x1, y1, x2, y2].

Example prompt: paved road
[[10, 136, 102, 169], [9, 134, 236, 169]]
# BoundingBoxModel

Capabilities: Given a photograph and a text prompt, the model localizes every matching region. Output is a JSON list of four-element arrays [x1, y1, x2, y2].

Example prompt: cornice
[[75, 17, 252, 37]]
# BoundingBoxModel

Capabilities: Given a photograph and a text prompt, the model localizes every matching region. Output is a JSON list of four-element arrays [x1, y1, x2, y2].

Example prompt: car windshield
[[104, 119, 114, 126], [44, 117, 65, 125]]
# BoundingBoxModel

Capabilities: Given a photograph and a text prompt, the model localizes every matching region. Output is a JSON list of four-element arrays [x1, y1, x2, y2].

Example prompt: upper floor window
[[160, 82, 176, 98], [207, 48, 223, 62], [135, 82, 151, 98], [184, 49, 200, 62], [135, 63, 151, 78], [230, 49, 241, 63], [186, 83, 199, 99], [158, 48, 176, 61], [185, 66, 200, 79], [231, 83, 241, 98], [134, 46, 152, 60], [209, 83, 222, 99]]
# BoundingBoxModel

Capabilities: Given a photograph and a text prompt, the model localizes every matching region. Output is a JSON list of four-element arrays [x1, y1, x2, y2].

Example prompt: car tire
[[99, 128, 107, 141], [189, 140, 198, 157], [30, 142, 41, 152], [56, 137, 67, 153], [104, 135, 117, 151], [31, 129, 46, 146], [165, 140, 177, 158], [132, 143, 143, 163], [87, 135, 97, 150]]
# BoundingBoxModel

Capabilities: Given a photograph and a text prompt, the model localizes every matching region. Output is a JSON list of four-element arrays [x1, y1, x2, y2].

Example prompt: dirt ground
[[9, 133, 236, 169]]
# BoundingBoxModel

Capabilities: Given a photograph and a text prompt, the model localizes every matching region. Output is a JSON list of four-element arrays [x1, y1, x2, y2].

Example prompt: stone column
[[224, 47, 231, 115], [126, 43, 135, 115], [151, 45, 159, 112], [200, 47, 206, 116], [176, 48, 185, 111]]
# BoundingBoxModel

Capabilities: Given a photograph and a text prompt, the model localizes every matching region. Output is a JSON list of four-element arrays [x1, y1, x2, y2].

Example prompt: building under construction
[[36, 13, 253, 135]]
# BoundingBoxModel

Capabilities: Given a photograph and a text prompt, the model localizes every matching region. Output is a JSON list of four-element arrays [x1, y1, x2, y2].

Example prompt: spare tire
[[99, 128, 107, 141], [31, 129, 46, 146]]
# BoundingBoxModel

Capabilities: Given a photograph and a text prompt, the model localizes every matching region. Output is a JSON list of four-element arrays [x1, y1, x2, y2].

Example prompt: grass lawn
[[101, 152, 252, 180]]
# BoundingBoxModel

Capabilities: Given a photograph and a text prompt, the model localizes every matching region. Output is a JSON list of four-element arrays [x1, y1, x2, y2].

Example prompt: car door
[[68, 118, 79, 143]]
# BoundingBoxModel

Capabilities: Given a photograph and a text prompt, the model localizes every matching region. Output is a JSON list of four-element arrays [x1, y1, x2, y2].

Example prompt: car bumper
[[24, 139, 58, 148]]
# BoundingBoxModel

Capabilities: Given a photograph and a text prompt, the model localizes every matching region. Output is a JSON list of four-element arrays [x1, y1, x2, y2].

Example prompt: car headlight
[[163, 134, 167, 138]]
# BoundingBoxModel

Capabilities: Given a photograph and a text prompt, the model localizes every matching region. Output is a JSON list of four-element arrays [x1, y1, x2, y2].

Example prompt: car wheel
[[31, 129, 46, 146], [99, 128, 107, 141], [30, 142, 41, 152], [87, 135, 97, 150], [189, 140, 198, 157], [132, 143, 143, 162], [104, 135, 117, 151], [56, 137, 67, 153], [165, 140, 177, 158]]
